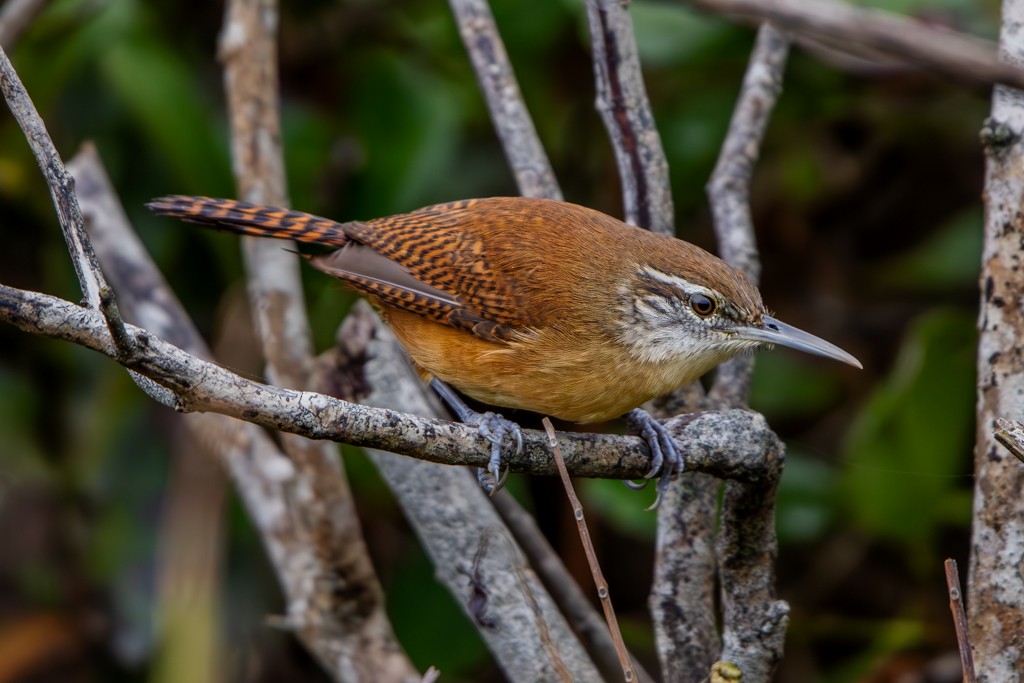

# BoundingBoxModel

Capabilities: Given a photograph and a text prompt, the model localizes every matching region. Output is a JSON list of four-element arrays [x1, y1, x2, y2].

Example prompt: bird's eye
[[690, 294, 716, 317]]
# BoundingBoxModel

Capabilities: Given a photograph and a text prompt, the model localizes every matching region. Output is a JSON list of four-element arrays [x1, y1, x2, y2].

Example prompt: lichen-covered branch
[[448, 0, 561, 200], [584, 0, 675, 235], [970, 0, 1024, 676], [67, 146, 418, 683]]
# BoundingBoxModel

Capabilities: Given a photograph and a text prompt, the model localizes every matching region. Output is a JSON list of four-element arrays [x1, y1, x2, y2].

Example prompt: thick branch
[[687, 0, 1024, 91], [448, 0, 561, 200], [585, 0, 675, 235], [970, 0, 1024, 674], [68, 146, 417, 683]]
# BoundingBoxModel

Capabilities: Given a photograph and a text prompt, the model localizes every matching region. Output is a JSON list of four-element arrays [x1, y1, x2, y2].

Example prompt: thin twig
[[944, 558, 977, 683], [448, 0, 561, 200], [686, 0, 1024, 91], [542, 417, 635, 682], [707, 22, 788, 406], [0, 44, 106, 308], [491, 491, 656, 683], [584, 0, 675, 235]]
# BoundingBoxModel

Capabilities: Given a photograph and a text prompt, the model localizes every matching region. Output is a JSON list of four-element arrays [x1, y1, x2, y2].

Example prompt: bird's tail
[[146, 195, 350, 248]]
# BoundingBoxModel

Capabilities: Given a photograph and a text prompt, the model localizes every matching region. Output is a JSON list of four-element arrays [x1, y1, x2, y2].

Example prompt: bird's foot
[[466, 411, 523, 493], [430, 378, 523, 494], [625, 408, 685, 510]]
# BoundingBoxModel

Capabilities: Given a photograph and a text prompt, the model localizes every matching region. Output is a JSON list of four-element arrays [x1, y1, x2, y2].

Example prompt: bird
[[148, 195, 861, 502]]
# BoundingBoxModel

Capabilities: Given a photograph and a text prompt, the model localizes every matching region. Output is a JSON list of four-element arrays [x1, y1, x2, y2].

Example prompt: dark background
[[0, 0, 995, 681]]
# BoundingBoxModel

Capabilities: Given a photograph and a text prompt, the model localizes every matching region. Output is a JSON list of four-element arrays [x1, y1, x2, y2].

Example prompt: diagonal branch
[[448, 0, 562, 200], [68, 145, 419, 683], [584, 0, 675, 235], [686, 0, 1024, 91]]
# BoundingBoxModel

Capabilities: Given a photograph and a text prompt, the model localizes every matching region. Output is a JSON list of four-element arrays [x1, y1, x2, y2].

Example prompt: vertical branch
[[448, 0, 562, 200], [970, 0, 1024, 674], [584, 0, 674, 234], [218, 2, 417, 678], [708, 24, 789, 406], [0, 0, 50, 49], [69, 146, 419, 683]]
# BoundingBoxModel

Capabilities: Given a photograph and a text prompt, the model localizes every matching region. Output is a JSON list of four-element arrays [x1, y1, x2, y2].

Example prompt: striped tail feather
[[146, 195, 350, 248]]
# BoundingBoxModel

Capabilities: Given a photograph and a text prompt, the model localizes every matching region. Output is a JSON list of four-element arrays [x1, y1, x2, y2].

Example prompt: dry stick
[[491, 492, 657, 683], [542, 417, 636, 683], [67, 147, 419, 683], [686, 0, 1024, 92], [0, 0, 49, 48], [944, 559, 977, 683], [332, 303, 604, 682], [0, 45, 105, 308], [448, 0, 562, 200], [994, 417, 1024, 465], [584, 0, 675, 235]]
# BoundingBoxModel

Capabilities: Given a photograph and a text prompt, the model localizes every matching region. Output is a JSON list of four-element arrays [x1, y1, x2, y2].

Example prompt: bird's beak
[[734, 315, 862, 369]]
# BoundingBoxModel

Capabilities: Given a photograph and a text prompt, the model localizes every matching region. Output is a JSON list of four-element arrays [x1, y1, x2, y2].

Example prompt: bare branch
[[0, 282, 782, 484], [686, 0, 1024, 91], [0, 44, 106, 308], [652, 474, 720, 678], [715, 461, 788, 678], [0, 0, 49, 49], [332, 303, 603, 682], [68, 146, 418, 683], [970, 0, 1024, 673], [944, 559, 976, 683], [449, 0, 562, 200], [707, 22, 788, 406], [585, 0, 675, 235]]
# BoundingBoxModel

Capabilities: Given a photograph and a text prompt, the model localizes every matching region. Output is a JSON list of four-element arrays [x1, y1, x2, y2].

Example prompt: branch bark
[[686, 0, 1024, 91], [970, 0, 1024, 675], [448, 0, 562, 200], [68, 145, 418, 683], [585, 0, 675, 235]]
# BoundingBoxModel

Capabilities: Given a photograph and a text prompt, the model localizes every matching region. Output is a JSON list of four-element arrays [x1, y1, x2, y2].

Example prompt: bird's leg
[[429, 378, 523, 493], [625, 408, 685, 509]]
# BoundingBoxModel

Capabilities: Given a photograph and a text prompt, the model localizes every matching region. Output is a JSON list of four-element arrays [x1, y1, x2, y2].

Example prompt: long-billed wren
[[149, 196, 860, 498]]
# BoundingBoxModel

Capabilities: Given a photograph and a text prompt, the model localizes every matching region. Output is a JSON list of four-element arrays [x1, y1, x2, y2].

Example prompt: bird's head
[[616, 262, 861, 372]]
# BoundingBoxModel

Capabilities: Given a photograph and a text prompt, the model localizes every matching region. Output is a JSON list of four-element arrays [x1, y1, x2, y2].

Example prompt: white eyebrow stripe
[[639, 267, 717, 298]]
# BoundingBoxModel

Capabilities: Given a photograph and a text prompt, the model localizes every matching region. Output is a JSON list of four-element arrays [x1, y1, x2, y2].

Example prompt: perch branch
[[68, 145, 418, 683], [686, 0, 1024, 92], [0, 282, 783, 483], [943, 559, 976, 683], [448, 0, 561, 200]]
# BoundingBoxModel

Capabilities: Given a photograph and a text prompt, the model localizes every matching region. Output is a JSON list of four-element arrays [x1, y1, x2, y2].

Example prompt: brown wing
[[147, 195, 535, 343]]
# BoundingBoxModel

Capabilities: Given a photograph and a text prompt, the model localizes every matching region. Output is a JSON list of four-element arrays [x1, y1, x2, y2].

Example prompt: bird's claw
[[626, 408, 685, 509], [466, 411, 523, 494]]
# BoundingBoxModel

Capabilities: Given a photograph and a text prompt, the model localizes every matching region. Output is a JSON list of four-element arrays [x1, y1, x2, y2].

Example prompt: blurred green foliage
[[0, 0, 998, 681]]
